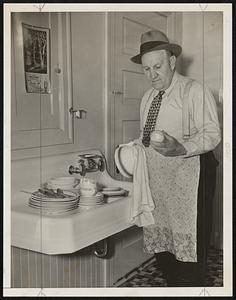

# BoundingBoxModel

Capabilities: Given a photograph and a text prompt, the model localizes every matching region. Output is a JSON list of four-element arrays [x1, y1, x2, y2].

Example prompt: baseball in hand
[[150, 130, 164, 142]]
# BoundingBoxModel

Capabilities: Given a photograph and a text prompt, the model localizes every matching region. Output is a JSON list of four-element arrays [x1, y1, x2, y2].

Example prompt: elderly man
[[130, 30, 221, 286]]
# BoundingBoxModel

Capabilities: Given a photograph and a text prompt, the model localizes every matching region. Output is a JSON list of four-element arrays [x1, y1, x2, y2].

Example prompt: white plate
[[29, 202, 77, 208], [49, 176, 77, 183], [79, 192, 103, 197], [30, 200, 78, 205], [79, 194, 103, 200], [31, 196, 78, 202], [114, 146, 133, 178], [102, 187, 121, 192], [101, 189, 128, 197], [79, 198, 103, 203], [28, 205, 79, 215], [47, 184, 79, 190], [78, 202, 104, 207], [49, 181, 76, 186], [28, 204, 78, 212], [31, 190, 77, 200], [79, 198, 104, 203], [29, 202, 78, 209], [29, 203, 78, 209], [29, 198, 78, 205]]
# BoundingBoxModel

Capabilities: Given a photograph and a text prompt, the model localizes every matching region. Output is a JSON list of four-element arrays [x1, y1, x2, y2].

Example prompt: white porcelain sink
[[11, 150, 133, 255]]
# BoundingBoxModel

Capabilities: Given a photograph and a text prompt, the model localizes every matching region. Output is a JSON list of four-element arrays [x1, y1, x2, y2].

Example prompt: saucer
[[101, 189, 128, 197]]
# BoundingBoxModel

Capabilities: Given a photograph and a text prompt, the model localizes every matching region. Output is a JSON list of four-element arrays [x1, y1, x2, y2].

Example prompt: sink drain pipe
[[93, 238, 108, 258]]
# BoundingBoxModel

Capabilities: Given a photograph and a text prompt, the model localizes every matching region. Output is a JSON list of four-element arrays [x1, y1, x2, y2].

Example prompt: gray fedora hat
[[130, 30, 182, 64]]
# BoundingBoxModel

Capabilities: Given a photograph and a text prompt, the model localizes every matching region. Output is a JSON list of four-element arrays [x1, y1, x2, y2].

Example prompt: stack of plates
[[28, 190, 78, 215], [47, 177, 79, 190], [79, 192, 105, 209]]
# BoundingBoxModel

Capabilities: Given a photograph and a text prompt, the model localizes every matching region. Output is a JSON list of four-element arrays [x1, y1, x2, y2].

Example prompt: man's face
[[141, 50, 176, 91]]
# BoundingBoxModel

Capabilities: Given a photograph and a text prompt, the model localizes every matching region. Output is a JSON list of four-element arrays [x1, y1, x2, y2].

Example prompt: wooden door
[[106, 12, 183, 284], [107, 12, 182, 177]]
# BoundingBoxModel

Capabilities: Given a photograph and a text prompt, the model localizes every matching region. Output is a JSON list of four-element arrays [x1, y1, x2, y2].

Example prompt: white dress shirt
[[140, 71, 221, 157]]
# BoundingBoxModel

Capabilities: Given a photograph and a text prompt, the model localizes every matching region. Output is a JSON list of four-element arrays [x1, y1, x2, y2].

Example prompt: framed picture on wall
[[22, 23, 51, 93]]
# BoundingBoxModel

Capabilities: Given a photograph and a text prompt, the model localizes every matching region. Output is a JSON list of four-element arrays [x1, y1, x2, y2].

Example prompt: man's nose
[[150, 69, 157, 79]]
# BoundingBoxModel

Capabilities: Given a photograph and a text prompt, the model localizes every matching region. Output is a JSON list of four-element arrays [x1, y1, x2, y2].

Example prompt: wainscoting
[[11, 246, 105, 288]]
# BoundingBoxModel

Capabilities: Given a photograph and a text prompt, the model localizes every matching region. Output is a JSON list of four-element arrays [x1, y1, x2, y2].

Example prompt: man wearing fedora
[[130, 30, 221, 286]]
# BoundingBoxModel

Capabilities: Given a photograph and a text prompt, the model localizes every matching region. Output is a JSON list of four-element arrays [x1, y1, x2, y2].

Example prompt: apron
[[143, 146, 200, 262]]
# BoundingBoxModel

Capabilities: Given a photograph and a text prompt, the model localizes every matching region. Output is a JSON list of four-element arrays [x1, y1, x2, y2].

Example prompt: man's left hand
[[150, 131, 187, 157]]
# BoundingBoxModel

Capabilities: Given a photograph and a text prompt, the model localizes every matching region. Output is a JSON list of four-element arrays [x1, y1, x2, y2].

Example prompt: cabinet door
[[107, 227, 152, 286], [11, 12, 73, 150]]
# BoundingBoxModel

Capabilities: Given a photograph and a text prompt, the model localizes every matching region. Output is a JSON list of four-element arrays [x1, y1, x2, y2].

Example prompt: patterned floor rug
[[118, 248, 223, 287]]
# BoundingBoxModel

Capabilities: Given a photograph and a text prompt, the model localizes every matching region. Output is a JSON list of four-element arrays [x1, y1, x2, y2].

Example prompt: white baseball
[[150, 130, 164, 142]]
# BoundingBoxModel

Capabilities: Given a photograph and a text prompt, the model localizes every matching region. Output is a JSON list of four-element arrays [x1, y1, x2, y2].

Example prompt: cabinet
[[107, 227, 152, 286], [11, 12, 73, 157], [11, 228, 152, 288]]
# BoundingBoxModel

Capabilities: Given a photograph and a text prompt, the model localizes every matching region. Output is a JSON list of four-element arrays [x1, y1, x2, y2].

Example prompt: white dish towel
[[128, 140, 155, 227]]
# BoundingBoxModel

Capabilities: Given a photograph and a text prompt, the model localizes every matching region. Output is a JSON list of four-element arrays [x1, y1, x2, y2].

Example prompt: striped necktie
[[142, 90, 165, 147]]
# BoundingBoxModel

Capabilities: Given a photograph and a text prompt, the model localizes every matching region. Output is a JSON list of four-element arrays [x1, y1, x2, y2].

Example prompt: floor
[[117, 248, 223, 287]]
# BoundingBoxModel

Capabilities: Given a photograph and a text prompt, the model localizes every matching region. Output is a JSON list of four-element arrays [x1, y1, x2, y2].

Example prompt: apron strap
[[182, 79, 194, 140]]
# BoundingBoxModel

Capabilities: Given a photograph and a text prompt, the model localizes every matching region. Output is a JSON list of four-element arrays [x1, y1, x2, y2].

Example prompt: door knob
[[112, 90, 123, 95], [69, 107, 87, 119]]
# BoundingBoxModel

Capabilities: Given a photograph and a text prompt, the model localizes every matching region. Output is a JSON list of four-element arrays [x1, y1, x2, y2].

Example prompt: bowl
[[114, 144, 136, 178], [48, 183, 77, 190], [79, 187, 97, 196], [49, 176, 76, 185]]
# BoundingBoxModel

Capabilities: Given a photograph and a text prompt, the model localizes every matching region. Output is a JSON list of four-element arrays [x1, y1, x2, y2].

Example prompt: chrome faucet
[[68, 154, 105, 176]]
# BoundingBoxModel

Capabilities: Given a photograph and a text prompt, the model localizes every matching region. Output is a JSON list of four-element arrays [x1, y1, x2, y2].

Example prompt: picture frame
[[22, 23, 51, 93]]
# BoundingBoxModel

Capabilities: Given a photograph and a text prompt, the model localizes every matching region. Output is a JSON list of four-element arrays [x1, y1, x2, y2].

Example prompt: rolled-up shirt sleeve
[[182, 82, 221, 157]]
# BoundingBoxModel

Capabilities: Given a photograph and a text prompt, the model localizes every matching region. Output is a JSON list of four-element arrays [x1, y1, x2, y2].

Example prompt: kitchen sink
[[11, 149, 133, 255]]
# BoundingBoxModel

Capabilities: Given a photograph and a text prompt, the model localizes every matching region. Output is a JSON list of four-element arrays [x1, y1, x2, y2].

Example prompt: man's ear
[[169, 55, 176, 70]]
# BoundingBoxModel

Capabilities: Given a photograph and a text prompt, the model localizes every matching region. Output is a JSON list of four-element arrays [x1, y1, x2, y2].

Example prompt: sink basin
[[11, 150, 133, 255]]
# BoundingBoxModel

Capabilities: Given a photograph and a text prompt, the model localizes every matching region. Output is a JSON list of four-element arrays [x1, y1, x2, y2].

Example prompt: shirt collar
[[163, 71, 179, 96]]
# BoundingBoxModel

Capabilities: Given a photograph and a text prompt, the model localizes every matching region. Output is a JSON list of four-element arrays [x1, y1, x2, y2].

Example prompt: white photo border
[[3, 2, 232, 297]]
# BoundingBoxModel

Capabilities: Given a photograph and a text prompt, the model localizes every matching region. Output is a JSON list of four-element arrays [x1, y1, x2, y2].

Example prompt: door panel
[[122, 14, 167, 55], [122, 120, 140, 144], [111, 227, 152, 285], [123, 70, 149, 102]]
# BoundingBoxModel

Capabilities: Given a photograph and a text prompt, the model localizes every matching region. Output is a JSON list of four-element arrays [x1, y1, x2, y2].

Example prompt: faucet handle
[[69, 165, 80, 175], [97, 157, 105, 172], [78, 159, 86, 176]]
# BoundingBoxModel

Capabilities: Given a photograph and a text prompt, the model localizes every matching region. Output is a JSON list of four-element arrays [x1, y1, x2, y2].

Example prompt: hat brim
[[130, 43, 182, 64]]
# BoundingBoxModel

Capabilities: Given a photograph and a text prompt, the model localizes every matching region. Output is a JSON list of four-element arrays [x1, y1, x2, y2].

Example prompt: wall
[[181, 12, 223, 96], [181, 12, 223, 249]]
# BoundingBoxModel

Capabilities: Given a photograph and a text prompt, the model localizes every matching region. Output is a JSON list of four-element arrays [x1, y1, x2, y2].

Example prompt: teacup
[[79, 178, 97, 196]]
